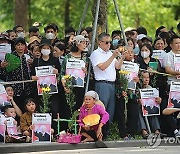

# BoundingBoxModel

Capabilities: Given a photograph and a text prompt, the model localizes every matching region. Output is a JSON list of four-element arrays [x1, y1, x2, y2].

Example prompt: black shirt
[[31, 56, 61, 76]]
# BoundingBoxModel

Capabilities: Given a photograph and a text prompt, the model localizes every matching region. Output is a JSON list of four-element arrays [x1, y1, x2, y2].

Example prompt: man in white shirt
[[164, 35, 180, 138], [90, 32, 123, 124], [165, 35, 180, 84]]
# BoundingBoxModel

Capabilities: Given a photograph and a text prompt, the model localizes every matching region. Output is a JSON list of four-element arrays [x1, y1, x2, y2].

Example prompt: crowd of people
[[0, 22, 180, 143]]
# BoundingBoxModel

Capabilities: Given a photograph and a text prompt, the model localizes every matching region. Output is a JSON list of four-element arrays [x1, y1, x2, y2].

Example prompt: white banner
[[66, 58, 85, 87], [32, 113, 52, 143], [168, 81, 180, 108], [121, 61, 139, 90], [152, 50, 166, 67], [140, 88, 160, 116]]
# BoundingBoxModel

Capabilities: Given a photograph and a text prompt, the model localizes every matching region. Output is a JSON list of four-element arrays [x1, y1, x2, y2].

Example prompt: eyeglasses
[[101, 41, 111, 44]]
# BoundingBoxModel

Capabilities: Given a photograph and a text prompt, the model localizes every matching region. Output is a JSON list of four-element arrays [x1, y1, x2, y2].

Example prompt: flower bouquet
[[57, 75, 81, 143], [40, 87, 51, 113], [119, 70, 129, 121]]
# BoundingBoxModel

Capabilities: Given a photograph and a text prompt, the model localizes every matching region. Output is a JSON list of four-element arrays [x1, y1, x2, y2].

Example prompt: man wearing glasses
[[90, 32, 123, 137]]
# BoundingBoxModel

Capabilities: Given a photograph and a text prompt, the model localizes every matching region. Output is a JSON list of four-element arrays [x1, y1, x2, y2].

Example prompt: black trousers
[[73, 87, 85, 112], [115, 96, 139, 138]]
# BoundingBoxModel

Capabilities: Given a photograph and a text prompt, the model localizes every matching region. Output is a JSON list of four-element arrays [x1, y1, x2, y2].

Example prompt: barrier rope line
[[0, 67, 176, 86], [139, 68, 174, 77], [0, 79, 36, 85]]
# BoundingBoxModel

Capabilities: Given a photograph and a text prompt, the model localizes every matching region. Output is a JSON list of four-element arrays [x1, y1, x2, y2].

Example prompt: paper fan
[[82, 114, 100, 126], [5, 53, 21, 73]]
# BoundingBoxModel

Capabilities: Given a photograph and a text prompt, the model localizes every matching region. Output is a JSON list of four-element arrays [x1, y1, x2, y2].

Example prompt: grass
[[106, 122, 143, 141]]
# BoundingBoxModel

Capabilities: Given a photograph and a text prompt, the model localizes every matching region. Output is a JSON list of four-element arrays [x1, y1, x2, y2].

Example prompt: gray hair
[[84, 91, 99, 100], [98, 32, 110, 41]]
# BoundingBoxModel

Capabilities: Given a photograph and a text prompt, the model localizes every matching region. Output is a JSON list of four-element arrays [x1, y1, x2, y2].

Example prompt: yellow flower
[[154, 56, 159, 59], [63, 75, 71, 80], [119, 70, 130, 75], [42, 86, 51, 92]]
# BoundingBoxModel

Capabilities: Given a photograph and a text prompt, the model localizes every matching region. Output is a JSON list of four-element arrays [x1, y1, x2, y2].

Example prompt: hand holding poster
[[0, 43, 11, 61], [35, 66, 58, 95], [0, 115, 6, 143], [168, 81, 180, 108], [6, 117, 18, 135], [152, 50, 166, 67], [174, 54, 180, 79], [140, 88, 160, 116], [120, 61, 139, 90], [66, 58, 85, 87], [0, 84, 10, 113], [32, 113, 52, 143]]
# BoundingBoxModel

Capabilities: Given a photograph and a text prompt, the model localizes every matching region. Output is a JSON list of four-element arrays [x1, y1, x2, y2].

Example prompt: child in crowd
[[31, 45, 41, 59], [138, 71, 166, 138], [4, 105, 17, 126], [20, 98, 37, 140], [5, 85, 22, 117], [20, 98, 54, 141], [78, 91, 109, 142], [3, 105, 25, 142]]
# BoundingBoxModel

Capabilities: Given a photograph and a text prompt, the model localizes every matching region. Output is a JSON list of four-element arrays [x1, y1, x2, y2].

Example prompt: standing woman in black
[[31, 39, 61, 131], [0, 38, 33, 112]]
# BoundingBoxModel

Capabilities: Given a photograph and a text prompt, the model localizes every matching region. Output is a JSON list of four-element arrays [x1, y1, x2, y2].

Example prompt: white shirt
[[90, 47, 117, 81], [165, 50, 179, 83]]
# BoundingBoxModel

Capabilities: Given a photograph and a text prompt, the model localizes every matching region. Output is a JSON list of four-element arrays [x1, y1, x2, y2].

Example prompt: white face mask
[[41, 49, 51, 56], [17, 32, 25, 38], [46, 33, 54, 39], [141, 51, 150, 58]]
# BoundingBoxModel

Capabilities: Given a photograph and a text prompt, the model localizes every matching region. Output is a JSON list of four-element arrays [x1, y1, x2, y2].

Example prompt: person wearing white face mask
[[44, 23, 60, 46], [31, 38, 60, 79], [30, 38, 61, 133], [13, 25, 26, 39], [137, 43, 165, 90]]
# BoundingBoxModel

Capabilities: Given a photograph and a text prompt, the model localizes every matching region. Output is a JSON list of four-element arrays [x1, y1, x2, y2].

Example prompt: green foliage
[[106, 122, 143, 141], [68, 110, 79, 131], [40, 89, 51, 113], [64, 75, 76, 115], [63, 75, 78, 131], [106, 122, 122, 141], [0, 0, 179, 38]]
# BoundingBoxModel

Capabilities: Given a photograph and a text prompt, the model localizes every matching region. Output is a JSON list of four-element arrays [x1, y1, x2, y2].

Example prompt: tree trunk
[[92, 0, 107, 35], [135, 13, 140, 28], [14, 0, 29, 31], [64, 0, 70, 28]]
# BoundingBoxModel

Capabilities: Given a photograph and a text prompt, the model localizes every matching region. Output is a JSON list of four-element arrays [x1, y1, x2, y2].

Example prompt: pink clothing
[[79, 104, 109, 130]]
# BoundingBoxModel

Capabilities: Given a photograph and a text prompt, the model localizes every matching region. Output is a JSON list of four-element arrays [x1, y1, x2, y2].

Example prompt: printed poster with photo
[[35, 66, 58, 95], [6, 117, 25, 140], [140, 88, 160, 116], [0, 114, 6, 143], [174, 54, 180, 79], [32, 113, 52, 143], [0, 84, 10, 113], [168, 81, 180, 108], [66, 58, 85, 87], [152, 50, 166, 67], [121, 61, 139, 90], [0, 43, 11, 61]]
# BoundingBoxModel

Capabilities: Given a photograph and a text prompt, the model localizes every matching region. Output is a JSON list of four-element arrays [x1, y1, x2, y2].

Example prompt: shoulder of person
[[95, 104, 105, 110]]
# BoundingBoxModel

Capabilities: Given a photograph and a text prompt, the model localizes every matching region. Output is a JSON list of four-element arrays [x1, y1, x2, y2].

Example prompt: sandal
[[142, 130, 149, 139]]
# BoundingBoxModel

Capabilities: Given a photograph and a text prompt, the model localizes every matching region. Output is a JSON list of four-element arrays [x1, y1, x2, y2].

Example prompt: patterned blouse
[[60, 53, 88, 80], [1, 51, 32, 96]]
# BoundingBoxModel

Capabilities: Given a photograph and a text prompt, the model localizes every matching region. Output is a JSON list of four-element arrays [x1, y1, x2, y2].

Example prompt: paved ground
[[1, 138, 179, 153], [16, 146, 180, 154]]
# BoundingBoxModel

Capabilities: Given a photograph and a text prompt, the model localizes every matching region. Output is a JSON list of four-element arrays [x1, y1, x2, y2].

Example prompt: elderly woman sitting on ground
[[78, 91, 109, 142]]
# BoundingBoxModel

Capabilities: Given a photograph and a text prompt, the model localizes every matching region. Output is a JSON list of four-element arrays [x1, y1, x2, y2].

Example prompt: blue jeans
[[95, 81, 115, 123]]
